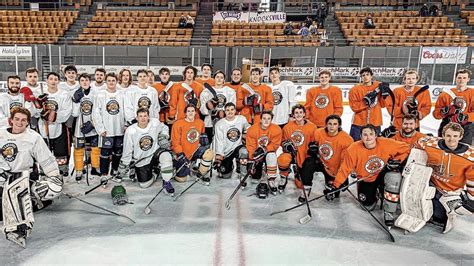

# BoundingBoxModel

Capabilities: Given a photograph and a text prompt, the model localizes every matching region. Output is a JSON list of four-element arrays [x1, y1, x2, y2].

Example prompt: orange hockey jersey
[[415, 136, 474, 196], [171, 118, 205, 159], [195, 78, 216, 86], [349, 81, 387, 127], [433, 87, 474, 122], [386, 86, 431, 129], [246, 123, 282, 160], [313, 128, 354, 177], [334, 138, 410, 188], [152, 82, 177, 123], [240, 83, 274, 124], [392, 131, 426, 147], [169, 81, 203, 120], [281, 120, 317, 167], [304, 85, 343, 127]]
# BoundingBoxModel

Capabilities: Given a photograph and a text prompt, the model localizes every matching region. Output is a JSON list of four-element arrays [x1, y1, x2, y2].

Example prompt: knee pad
[[198, 149, 214, 176], [238, 146, 248, 159], [136, 165, 154, 188], [357, 181, 379, 208], [219, 157, 234, 175], [89, 135, 99, 147], [383, 171, 402, 213], [277, 153, 292, 174], [73, 148, 85, 171], [90, 147, 100, 168], [158, 152, 174, 182], [100, 147, 112, 158], [174, 157, 190, 178]]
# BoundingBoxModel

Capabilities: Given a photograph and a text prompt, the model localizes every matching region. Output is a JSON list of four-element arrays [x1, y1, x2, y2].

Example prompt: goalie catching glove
[[31, 175, 63, 201]]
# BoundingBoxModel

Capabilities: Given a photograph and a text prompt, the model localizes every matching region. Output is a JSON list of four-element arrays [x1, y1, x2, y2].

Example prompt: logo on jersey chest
[[451, 96, 467, 112], [1, 143, 18, 162], [226, 128, 241, 142], [428, 163, 454, 182], [257, 135, 269, 148], [319, 143, 334, 160], [106, 99, 120, 115], [138, 96, 151, 110], [272, 91, 283, 105], [290, 131, 305, 147], [44, 99, 58, 111], [81, 99, 93, 115], [139, 135, 153, 151], [9, 101, 22, 111], [216, 94, 227, 109], [186, 128, 200, 144], [315, 94, 330, 109], [364, 157, 384, 174]]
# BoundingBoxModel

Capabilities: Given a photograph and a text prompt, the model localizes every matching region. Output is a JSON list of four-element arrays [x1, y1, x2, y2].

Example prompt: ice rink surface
[[0, 107, 472, 265]]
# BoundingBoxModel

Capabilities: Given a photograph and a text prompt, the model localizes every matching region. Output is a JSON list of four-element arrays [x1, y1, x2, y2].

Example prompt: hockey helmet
[[111, 185, 128, 205]]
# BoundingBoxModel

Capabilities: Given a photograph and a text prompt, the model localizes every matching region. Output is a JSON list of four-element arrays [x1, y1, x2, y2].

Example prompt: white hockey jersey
[[121, 118, 169, 167], [59, 81, 80, 98], [0, 93, 35, 129], [213, 115, 250, 157], [92, 89, 126, 137], [23, 83, 44, 97], [199, 85, 237, 127], [91, 82, 106, 91], [270, 80, 297, 125], [0, 128, 59, 176], [36, 88, 72, 139], [124, 85, 160, 123], [72, 88, 97, 138]]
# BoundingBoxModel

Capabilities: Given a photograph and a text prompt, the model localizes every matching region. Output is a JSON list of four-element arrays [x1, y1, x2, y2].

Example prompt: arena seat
[[0, 10, 78, 44], [336, 11, 470, 47], [74, 10, 196, 46], [461, 11, 474, 26]]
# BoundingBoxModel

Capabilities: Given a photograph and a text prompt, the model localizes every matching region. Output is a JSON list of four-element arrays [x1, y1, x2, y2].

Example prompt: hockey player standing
[[269, 67, 296, 128], [124, 69, 160, 126], [348, 67, 390, 140], [36, 72, 72, 177], [152, 67, 177, 126], [414, 122, 473, 233], [242, 68, 273, 124], [195, 63, 215, 86], [92, 73, 126, 177], [213, 102, 250, 180], [169, 65, 203, 122], [225, 68, 245, 114], [0, 107, 62, 247], [117, 69, 133, 90], [277, 105, 318, 201], [433, 69, 473, 145], [171, 104, 214, 184], [20, 68, 42, 130], [71, 73, 100, 181], [246, 111, 282, 198], [60, 65, 80, 96], [118, 108, 175, 194], [0, 75, 35, 129], [199, 70, 236, 141]]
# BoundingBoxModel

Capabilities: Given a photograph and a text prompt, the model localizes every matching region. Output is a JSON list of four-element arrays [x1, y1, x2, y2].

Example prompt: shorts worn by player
[[304, 85, 343, 127], [387, 85, 431, 130], [124, 85, 160, 125]]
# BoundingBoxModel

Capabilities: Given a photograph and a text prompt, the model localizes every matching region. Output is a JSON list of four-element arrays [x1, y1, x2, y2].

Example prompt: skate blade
[[6, 233, 26, 248], [299, 215, 312, 224]]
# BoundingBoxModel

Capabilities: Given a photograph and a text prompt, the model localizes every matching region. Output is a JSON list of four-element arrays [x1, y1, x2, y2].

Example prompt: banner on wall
[[267, 67, 406, 77], [0, 46, 32, 61], [213, 11, 286, 23], [67, 65, 200, 76], [420, 47, 468, 64]]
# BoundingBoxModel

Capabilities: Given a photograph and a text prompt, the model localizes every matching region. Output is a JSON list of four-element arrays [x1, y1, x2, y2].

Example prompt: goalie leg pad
[[73, 147, 85, 172], [198, 149, 214, 177], [394, 163, 434, 232], [158, 151, 174, 182], [2, 172, 34, 245], [383, 171, 402, 213]]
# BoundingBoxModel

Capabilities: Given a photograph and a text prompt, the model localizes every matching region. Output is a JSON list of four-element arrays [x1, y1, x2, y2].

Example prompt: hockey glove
[[72, 88, 85, 103], [363, 89, 379, 107], [199, 133, 210, 147], [37, 94, 48, 109], [20, 87, 36, 103], [157, 133, 171, 150], [449, 113, 469, 126], [380, 125, 397, 138], [244, 94, 257, 106], [40, 109, 57, 123], [31, 175, 63, 201], [117, 162, 129, 179], [323, 183, 338, 201], [213, 154, 224, 170], [206, 98, 218, 110], [252, 147, 267, 165], [307, 141, 319, 159], [378, 82, 391, 99], [282, 139, 297, 155], [386, 159, 401, 172], [80, 121, 94, 135], [440, 105, 462, 118], [187, 97, 199, 108]]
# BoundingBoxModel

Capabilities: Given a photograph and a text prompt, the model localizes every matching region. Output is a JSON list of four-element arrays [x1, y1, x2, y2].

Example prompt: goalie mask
[[111, 185, 128, 205]]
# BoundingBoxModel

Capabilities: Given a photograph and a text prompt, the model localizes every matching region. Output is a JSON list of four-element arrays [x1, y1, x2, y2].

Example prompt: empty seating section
[[331, 0, 468, 6], [336, 11, 471, 47], [74, 11, 196, 46], [97, 0, 198, 7], [0, 10, 78, 44], [461, 11, 474, 26], [0, 0, 21, 6], [210, 22, 325, 47]]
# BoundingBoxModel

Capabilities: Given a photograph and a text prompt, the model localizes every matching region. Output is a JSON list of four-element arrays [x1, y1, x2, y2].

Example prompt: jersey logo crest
[[451, 96, 467, 112], [272, 91, 283, 105], [290, 130, 305, 147], [429, 163, 454, 183], [9, 101, 22, 111], [186, 128, 199, 144], [216, 94, 227, 109], [226, 128, 241, 142], [139, 135, 153, 151], [257, 135, 269, 148], [319, 143, 334, 160], [80, 99, 93, 115], [138, 96, 151, 110], [106, 99, 120, 115], [315, 94, 329, 109], [364, 157, 384, 174], [1, 143, 18, 162]]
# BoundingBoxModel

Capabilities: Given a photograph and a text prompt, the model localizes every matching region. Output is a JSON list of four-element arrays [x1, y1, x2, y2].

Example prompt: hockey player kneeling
[[117, 108, 175, 194], [212, 103, 250, 182], [325, 124, 410, 226], [0, 107, 63, 247], [171, 105, 214, 185], [398, 122, 473, 233], [246, 111, 282, 198]]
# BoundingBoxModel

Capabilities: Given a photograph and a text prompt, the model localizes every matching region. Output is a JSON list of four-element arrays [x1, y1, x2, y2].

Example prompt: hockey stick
[[65, 193, 136, 224], [80, 113, 90, 186], [270, 177, 366, 216], [84, 176, 111, 195], [347, 189, 395, 242], [293, 157, 312, 224], [144, 186, 164, 215], [224, 163, 255, 210], [173, 178, 199, 202]]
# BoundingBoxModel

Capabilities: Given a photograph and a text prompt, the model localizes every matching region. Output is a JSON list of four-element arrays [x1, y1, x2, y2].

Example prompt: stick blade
[[224, 200, 231, 210], [299, 214, 312, 224], [144, 207, 151, 215]]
